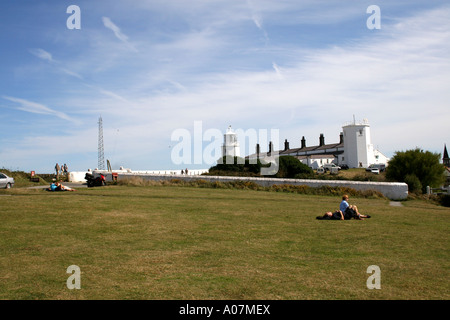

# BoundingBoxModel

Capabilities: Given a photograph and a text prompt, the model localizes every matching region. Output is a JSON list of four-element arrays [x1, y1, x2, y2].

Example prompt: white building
[[338, 118, 389, 168], [247, 118, 389, 169], [222, 125, 240, 158]]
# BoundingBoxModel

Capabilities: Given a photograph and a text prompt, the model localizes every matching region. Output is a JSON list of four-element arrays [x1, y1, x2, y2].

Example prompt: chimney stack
[[301, 136, 306, 149], [284, 139, 290, 151], [319, 133, 325, 146], [339, 132, 344, 144]]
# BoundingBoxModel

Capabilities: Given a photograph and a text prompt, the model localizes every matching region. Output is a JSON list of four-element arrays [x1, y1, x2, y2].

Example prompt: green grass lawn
[[0, 185, 448, 300]]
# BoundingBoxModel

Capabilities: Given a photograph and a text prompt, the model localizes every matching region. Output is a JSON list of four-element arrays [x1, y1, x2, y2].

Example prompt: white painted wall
[[116, 173, 409, 200], [69, 169, 210, 182], [68, 171, 90, 182]]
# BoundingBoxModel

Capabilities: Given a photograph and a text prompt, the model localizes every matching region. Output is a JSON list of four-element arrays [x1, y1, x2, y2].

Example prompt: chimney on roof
[[319, 133, 325, 146], [268, 141, 273, 155], [256, 143, 260, 158], [339, 132, 344, 144], [301, 136, 306, 149], [284, 139, 289, 151]]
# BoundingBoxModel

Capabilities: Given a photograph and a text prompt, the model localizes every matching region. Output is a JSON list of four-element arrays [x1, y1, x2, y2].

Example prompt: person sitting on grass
[[340, 194, 370, 220], [316, 210, 344, 220], [47, 181, 75, 192], [48, 180, 57, 191], [56, 182, 75, 191]]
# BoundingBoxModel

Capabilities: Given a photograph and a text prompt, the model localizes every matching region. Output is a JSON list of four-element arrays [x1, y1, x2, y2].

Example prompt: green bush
[[208, 156, 265, 175], [404, 174, 422, 194], [270, 156, 314, 179], [386, 148, 445, 193]]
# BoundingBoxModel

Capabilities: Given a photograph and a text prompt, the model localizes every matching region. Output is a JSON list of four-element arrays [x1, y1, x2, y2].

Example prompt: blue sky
[[1, 0, 449, 173]]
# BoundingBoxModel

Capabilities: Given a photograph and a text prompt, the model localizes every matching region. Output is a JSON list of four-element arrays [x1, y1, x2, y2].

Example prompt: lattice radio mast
[[98, 116, 105, 170]]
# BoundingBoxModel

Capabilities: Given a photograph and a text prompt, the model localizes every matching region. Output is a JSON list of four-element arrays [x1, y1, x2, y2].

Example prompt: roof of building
[[280, 142, 344, 155], [292, 154, 336, 160], [247, 141, 344, 159]]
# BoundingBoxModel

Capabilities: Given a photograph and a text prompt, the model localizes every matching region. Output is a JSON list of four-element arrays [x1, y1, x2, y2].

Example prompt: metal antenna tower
[[98, 116, 105, 170]]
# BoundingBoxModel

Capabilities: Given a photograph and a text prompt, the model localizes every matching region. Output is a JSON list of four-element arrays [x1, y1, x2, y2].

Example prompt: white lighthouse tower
[[222, 125, 240, 158], [342, 118, 374, 168]]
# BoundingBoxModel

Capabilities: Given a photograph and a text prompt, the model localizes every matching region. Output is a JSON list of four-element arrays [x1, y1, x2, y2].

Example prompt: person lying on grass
[[316, 209, 371, 220], [340, 194, 370, 220], [316, 210, 344, 220], [47, 181, 75, 192]]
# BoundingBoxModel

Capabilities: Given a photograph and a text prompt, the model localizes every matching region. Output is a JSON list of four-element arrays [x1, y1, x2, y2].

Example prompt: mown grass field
[[0, 184, 449, 300]]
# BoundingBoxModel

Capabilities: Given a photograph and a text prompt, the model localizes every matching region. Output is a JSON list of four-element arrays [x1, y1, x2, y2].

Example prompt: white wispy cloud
[[60, 68, 83, 80], [247, 0, 269, 44], [272, 62, 282, 78], [28, 48, 84, 80], [2, 96, 75, 122], [102, 17, 128, 42], [102, 17, 137, 52], [29, 48, 53, 62]]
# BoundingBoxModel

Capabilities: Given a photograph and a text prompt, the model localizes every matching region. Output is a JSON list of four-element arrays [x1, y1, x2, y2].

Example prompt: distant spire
[[444, 144, 449, 167]]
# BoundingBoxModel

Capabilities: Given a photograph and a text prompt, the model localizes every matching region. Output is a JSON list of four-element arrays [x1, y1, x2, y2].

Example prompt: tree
[[385, 148, 445, 193], [208, 156, 264, 175], [208, 155, 314, 178], [272, 156, 314, 179]]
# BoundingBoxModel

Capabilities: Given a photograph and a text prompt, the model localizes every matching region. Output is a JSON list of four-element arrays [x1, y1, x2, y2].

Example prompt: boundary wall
[[99, 171, 408, 200]]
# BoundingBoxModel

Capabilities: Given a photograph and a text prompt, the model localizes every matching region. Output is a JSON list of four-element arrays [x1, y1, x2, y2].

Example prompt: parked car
[[323, 163, 341, 171], [340, 164, 349, 170], [330, 167, 339, 175], [0, 172, 15, 189], [369, 168, 380, 174], [316, 167, 325, 174], [366, 164, 386, 172]]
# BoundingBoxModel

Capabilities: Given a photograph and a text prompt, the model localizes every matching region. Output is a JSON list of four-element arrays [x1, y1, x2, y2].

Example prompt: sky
[[1, 0, 449, 173]]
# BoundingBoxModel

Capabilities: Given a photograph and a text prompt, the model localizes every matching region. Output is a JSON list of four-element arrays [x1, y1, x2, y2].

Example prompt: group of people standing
[[317, 194, 371, 220], [55, 163, 69, 177], [47, 163, 74, 191]]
